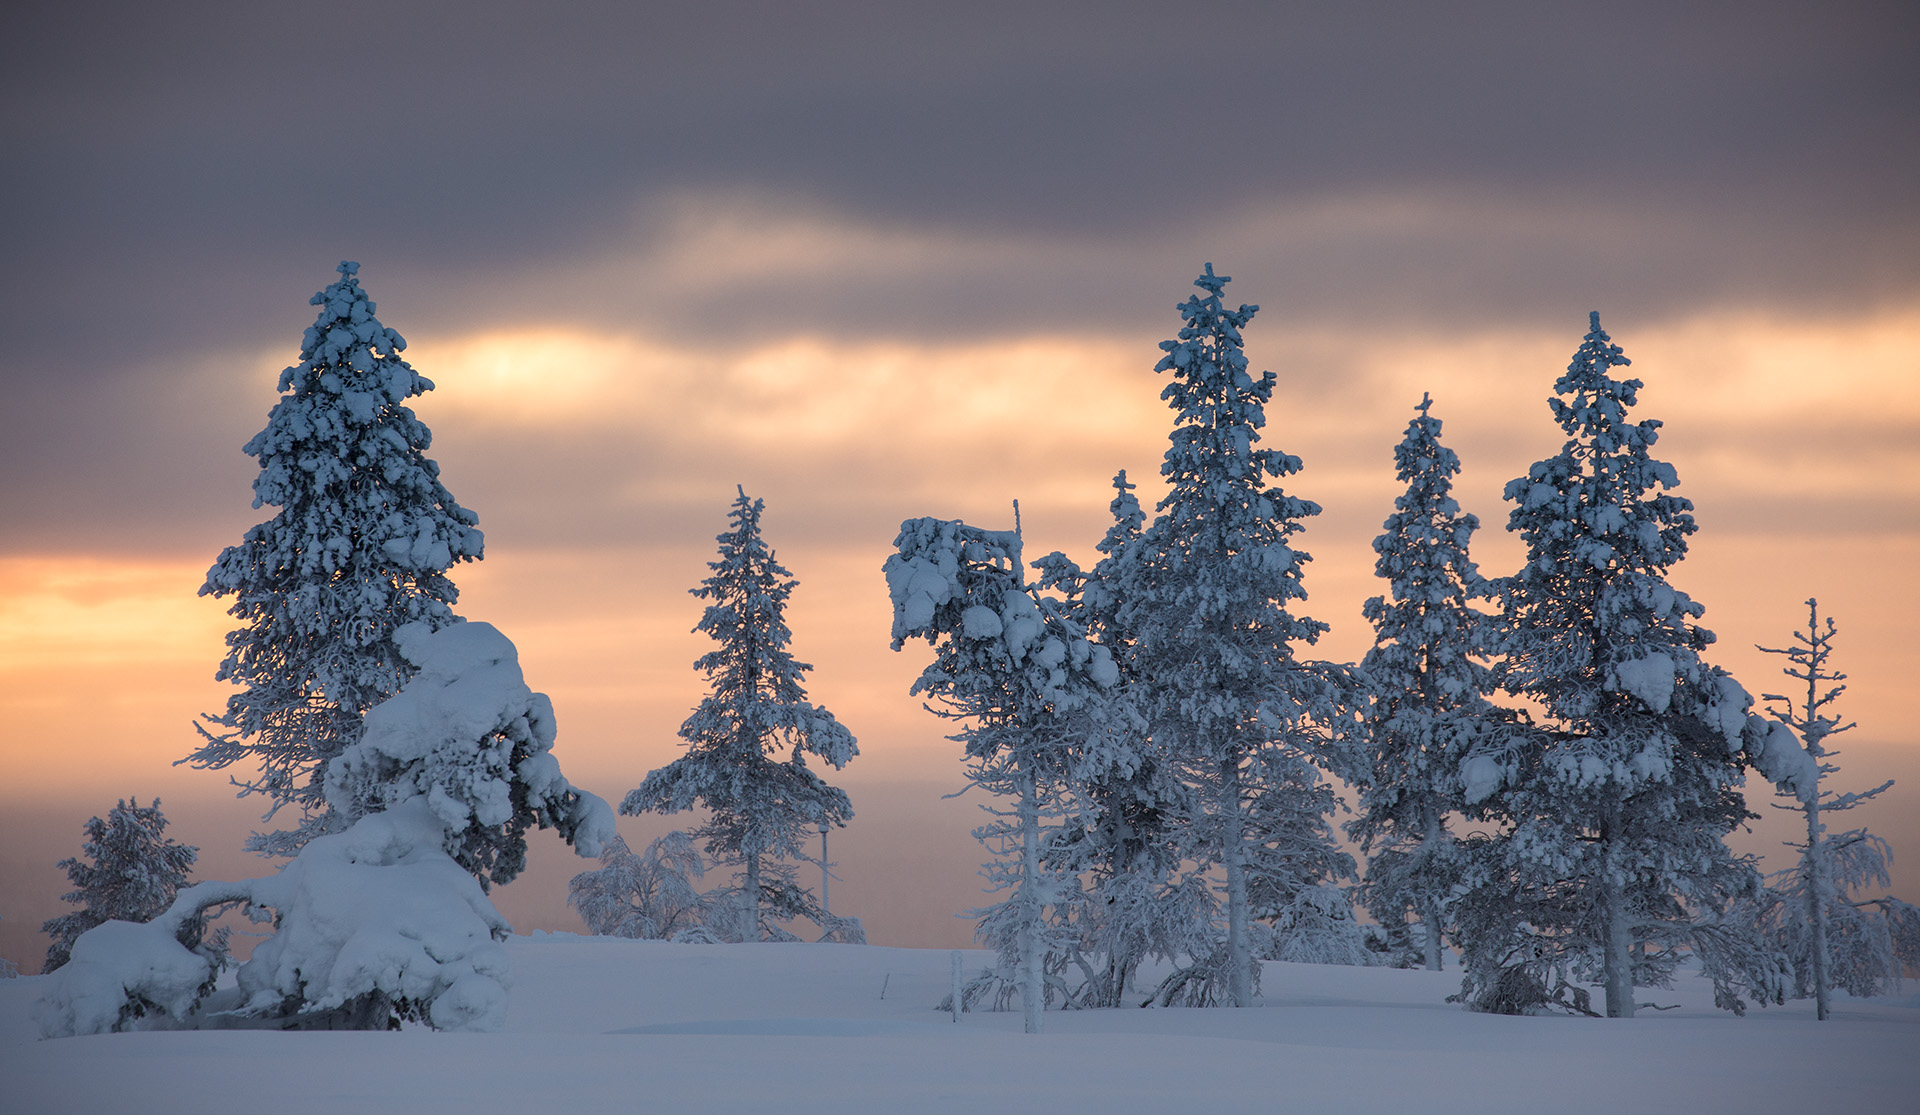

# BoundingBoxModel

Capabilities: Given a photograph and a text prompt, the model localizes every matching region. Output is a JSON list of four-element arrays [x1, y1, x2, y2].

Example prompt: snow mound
[[29, 918, 215, 1039], [236, 801, 514, 1031]]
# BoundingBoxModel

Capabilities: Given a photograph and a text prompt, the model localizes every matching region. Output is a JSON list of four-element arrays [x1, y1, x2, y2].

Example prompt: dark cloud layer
[[4, 1, 1916, 367], [3, 1, 1916, 551]]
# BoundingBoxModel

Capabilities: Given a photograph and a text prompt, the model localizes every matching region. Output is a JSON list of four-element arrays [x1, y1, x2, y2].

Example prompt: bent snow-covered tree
[[1122, 265, 1357, 1007], [42, 799, 201, 973], [1348, 395, 1500, 971], [189, 262, 483, 855], [888, 514, 1125, 1031], [1460, 313, 1784, 1018], [1751, 600, 1918, 1017], [35, 623, 613, 1036], [623, 490, 857, 942]]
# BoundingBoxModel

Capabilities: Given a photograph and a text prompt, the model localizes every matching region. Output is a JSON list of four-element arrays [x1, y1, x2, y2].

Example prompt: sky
[[2, 1, 1917, 966]]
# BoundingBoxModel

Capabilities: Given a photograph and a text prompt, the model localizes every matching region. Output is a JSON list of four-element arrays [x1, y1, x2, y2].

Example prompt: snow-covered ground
[[3, 935, 1914, 1113]]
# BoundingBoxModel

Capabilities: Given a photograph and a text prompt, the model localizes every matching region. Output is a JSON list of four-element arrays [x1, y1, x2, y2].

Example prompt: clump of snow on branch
[[1744, 714, 1819, 804], [327, 621, 615, 889]]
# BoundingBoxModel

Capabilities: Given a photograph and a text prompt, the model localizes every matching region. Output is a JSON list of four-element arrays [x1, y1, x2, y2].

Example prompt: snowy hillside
[[4, 935, 1914, 1113]]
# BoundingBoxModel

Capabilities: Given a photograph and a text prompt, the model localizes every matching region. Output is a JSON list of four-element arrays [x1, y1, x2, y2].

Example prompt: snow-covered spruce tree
[[41, 799, 201, 973], [1032, 473, 1214, 1009], [1347, 394, 1500, 970], [325, 621, 617, 890], [1120, 265, 1358, 1007], [623, 489, 857, 942], [1461, 313, 1781, 1018], [35, 623, 613, 1036], [1752, 600, 1919, 1016], [887, 514, 1124, 1032], [569, 831, 719, 940], [189, 261, 483, 855]]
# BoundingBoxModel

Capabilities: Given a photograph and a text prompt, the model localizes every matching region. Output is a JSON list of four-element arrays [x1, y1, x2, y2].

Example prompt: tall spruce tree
[[1349, 395, 1498, 970], [188, 262, 483, 855], [1121, 265, 1355, 1007], [1463, 313, 1771, 1017], [1752, 600, 1918, 1017], [624, 489, 857, 941], [42, 799, 199, 973]]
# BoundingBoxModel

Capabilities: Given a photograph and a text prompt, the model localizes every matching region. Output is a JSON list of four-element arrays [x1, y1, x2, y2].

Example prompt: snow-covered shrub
[[38, 623, 610, 1036], [33, 802, 512, 1037], [189, 261, 483, 855], [816, 914, 868, 945], [326, 620, 616, 889], [41, 798, 200, 973], [229, 801, 515, 1031], [1257, 885, 1375, 967], [569, 832, 717, 940]]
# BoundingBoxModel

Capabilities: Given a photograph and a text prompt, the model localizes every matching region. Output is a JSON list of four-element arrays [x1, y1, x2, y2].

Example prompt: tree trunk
[[1600, 864, 1635, 1018], [1019, 766, 1044, 1034], [820, 826, 831, 919], [743, 851, 761, 943], [1422, 804, 1444, 971], [1806, 798, 1830, 1021], [1223, 756, 1252, 1008]]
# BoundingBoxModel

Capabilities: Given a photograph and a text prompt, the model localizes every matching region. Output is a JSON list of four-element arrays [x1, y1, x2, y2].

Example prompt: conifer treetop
[[1357, 394, 1496, 813], [191, 261, 484, 850], [1129, 263, 1328, 689], [1499, 311, 1719, 734]]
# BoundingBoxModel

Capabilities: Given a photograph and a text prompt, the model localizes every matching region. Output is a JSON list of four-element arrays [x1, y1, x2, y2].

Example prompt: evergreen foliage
[[1751, 600, 1918, 1015], [188, 262, 483, 855], [623, 489, 857, 942], [1034, 472, 1214, 1009], [1348, 394, 1500, 970], [1119, 265, 1358, 1006], [1458, 313, 1776, 1017], [886, 514, 1125, 1030], [42, 799, 200, 973]]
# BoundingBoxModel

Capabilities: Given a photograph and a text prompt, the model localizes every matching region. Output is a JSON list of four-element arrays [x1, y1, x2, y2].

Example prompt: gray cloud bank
[[2, 1, 1915, 550]]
